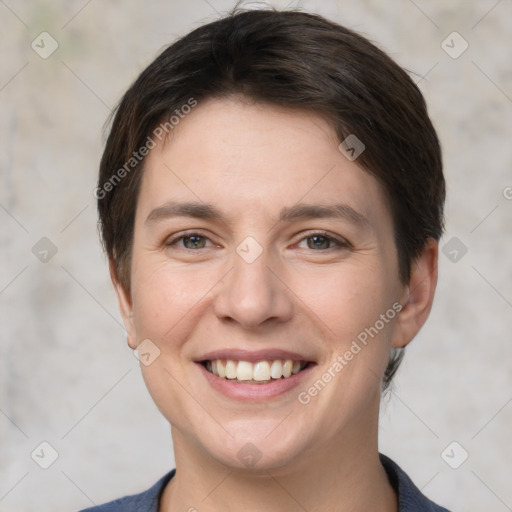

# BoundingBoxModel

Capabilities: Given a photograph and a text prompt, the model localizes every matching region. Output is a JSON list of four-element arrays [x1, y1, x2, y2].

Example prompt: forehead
[[136, 97, 391, 231]]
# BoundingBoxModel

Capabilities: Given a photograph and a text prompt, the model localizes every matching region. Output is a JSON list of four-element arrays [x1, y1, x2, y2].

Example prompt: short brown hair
[[97, 8, 445, 390]]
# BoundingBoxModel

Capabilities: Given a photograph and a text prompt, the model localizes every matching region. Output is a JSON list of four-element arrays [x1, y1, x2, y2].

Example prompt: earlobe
[[392, 238, 439, 349], [109, 260, 138, 350]]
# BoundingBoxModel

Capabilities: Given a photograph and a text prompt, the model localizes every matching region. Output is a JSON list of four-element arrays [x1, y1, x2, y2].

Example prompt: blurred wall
[[1, 1, 511, 511]]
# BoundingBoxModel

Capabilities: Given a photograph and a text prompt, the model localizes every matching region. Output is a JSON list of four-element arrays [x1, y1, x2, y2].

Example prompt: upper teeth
[[206, 359, 304, 381]]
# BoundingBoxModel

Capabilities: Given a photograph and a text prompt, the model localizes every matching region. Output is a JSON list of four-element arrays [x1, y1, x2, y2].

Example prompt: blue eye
[[304, 235, 333, 250], [297, 233, 349, 251], [167, 234, 211, 250]]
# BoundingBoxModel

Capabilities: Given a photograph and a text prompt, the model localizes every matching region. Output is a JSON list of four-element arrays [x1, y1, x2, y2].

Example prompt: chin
[[197, 425, 313, 473]]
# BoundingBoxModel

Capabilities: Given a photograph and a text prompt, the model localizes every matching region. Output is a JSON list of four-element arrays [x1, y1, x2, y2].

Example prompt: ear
[[110, 260, 138, 350], [393, 238, 438, 349]]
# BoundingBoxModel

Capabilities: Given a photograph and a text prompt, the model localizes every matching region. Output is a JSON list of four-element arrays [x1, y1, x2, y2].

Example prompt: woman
[[83, 7, 449, 511]]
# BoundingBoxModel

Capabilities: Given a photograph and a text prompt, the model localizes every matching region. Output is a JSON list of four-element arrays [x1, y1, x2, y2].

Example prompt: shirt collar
[[380, 453, 450, 511]]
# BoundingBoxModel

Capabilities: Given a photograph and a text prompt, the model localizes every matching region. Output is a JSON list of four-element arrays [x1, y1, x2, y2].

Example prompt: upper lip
[[196, 348, 315, 363]]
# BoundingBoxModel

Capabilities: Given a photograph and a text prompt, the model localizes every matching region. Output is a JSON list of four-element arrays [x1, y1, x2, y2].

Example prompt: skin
[[113, 96, 438, 512]]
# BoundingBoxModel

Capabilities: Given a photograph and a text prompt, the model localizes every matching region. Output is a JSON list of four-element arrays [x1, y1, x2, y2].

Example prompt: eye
[[165, 232, 215, 250], [165, 231, 350, 252], [296, 232, 350, 251]]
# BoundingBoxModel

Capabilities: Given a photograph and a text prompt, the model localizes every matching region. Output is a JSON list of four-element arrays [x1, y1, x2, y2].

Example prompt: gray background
[[1, 1, 511, 511]]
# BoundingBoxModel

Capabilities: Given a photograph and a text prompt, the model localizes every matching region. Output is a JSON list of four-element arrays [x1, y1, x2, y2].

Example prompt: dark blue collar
[[380, 454, 450, 511]]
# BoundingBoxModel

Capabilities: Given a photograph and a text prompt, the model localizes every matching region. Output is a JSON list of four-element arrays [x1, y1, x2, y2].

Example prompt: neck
[[159, 408, 397, 512]]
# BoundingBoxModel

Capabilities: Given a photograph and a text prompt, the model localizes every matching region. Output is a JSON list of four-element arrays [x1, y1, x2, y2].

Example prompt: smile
[[196, 349, 316, 400], [202, 359, 310, 384]]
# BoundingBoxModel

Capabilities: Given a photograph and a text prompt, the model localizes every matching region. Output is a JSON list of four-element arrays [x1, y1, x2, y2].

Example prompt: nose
[[213, 247, 294, 330]]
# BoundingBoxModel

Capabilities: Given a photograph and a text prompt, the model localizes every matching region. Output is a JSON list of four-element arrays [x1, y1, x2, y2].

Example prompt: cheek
[[128, 261, 214, 429], [300, 258, 399, 391], [130, 258, 219, 341], [296, 260, 394, 334]]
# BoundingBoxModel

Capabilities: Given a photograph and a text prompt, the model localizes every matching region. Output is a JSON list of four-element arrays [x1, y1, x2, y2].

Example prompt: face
[[114, 97, 432, 473]]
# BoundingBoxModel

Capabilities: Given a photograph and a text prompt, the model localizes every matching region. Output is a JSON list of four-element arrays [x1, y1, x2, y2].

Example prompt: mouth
[[200, 359, 312, 384], [195, 349, 316, 400]]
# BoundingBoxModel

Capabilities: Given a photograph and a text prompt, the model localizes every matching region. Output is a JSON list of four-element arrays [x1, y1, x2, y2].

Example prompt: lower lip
[[197, 363, 315, 401]]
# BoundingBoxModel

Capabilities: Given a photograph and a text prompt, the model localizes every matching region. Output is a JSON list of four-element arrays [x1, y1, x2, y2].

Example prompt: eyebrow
[[145, 200, 370, 228]]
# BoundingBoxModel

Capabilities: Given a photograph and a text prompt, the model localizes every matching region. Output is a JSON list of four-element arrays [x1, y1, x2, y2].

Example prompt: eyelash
[[165, 231, 351, 252]]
